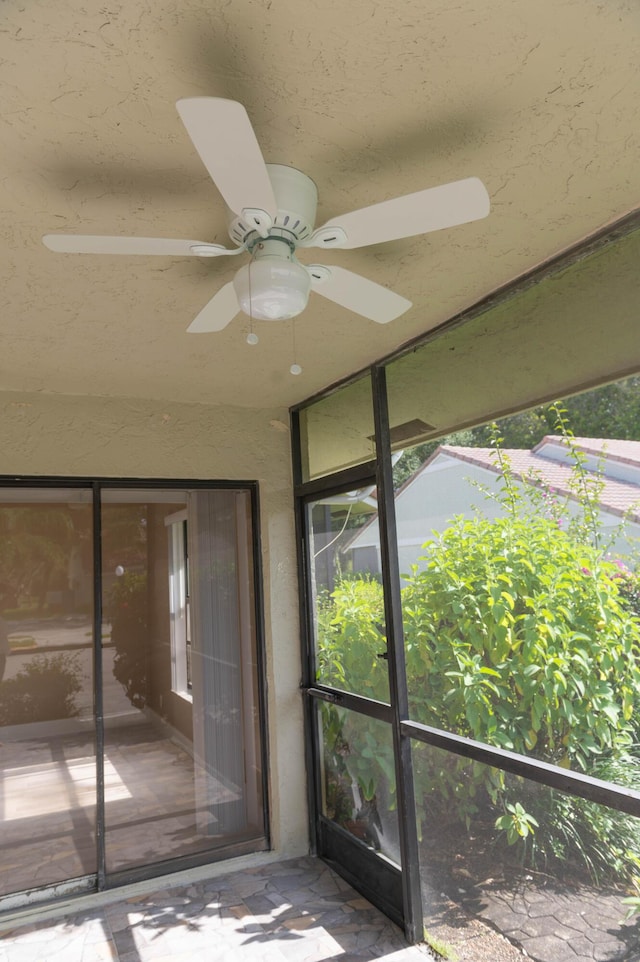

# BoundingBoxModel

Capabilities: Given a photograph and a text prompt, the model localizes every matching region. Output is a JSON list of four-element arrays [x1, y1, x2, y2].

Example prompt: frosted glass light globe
[[234, 257, 311, 321]]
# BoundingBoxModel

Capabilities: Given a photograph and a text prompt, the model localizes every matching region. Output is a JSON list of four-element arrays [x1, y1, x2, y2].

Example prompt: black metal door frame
[[291, 374, 425, 942]]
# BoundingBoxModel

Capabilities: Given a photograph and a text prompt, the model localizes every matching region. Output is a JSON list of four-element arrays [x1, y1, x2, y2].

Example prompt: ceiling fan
[[43, 98, 490, 331]]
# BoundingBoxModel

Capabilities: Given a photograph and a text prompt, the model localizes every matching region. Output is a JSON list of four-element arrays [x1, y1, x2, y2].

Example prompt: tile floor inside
[[0, 720, 263, 896]]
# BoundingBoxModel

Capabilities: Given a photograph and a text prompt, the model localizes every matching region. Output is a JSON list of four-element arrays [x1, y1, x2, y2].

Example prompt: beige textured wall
[[0, 390, 306, 857]]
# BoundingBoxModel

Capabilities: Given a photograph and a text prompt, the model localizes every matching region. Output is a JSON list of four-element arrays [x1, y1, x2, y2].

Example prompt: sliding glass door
[[0, 482, 267, 906]]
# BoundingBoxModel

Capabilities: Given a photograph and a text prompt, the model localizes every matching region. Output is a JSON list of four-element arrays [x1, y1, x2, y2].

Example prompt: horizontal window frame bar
[[305, 692, 640, 818], [403, 719, 640, 818], [304, 685, 393, 724], [295, 462, 377, 501], [0, 475, 259, 491]]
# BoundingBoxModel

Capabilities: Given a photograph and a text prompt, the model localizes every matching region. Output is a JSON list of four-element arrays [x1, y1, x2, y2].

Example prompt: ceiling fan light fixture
[[233, 256, 311, 321]]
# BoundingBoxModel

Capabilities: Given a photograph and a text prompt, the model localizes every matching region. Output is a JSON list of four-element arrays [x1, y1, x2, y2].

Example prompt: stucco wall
[[0, 389, 307, 858]]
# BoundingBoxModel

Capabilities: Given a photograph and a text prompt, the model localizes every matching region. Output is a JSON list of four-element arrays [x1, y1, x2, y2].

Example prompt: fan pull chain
[[246, 255, 259, 345], [290, 319, 302, 375]]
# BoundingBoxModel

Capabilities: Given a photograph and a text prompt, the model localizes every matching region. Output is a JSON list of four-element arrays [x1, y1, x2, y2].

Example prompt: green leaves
[[495, 802, 539, 845], [402, 512, 640, 769], [315, 578, 389, 701], [622, 896, 640, 921]]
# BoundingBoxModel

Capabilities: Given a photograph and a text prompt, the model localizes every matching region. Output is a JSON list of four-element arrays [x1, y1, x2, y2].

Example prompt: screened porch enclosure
[[292, 222, 640, 956]]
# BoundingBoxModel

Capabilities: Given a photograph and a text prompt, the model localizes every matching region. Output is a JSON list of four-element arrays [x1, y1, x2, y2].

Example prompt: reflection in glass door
[[0, 489, 96, 896]]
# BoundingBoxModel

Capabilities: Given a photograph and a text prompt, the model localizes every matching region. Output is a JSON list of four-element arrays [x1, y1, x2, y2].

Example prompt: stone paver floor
[[2, 853, 639, 962], [0, 856, 434, 962], [425, 864, 640, 962]]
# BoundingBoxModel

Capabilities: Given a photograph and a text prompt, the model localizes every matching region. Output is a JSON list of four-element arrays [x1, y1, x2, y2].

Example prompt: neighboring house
[[346, 437, 640, 575]]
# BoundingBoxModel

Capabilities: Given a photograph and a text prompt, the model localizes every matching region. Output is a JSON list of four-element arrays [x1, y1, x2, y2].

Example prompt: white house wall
[[395, 457, 505, 574], [349, 453, 640, 575]]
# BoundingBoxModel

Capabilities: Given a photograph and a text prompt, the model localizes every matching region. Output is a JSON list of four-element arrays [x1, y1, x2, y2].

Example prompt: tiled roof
[[441, 440, 640, 521], [536, 435, 640, 465]]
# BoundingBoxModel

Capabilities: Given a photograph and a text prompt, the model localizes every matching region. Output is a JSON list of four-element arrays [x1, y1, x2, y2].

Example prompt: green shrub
[[617, 566, 640, 620], [402, 514, 640, 770], [510, 754, 640, 885], [316, 513, 640, 884], [0, 653, 82, 725], [316, 412, 640, 884], [316, 579, 388, 700]]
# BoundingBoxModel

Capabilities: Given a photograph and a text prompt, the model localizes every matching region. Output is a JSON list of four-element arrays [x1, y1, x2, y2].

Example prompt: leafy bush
[[316, 579, 388, 701], [509, 754, 640, 885], [617, 566, 640, 620], [402, 514, 640, 768], [0, 653, 82, 724]]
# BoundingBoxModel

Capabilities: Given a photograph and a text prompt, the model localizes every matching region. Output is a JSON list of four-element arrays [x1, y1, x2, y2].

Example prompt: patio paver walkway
[[2, 853, 638, 962]]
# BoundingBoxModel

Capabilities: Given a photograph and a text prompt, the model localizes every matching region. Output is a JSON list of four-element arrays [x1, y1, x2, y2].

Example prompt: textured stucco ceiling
[[1, 0, 638, 409]]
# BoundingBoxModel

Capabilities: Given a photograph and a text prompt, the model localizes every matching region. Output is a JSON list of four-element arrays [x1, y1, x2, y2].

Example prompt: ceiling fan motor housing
[[226, 164, 318, 248]]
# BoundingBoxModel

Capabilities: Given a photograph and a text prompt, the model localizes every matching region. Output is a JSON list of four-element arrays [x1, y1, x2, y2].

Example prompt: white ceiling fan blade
[[308, 265, 411, 323], [187, 282, 240, 333], [307, 177, 490, 250], [42, 235, 233, 257], [176, 98, 277, 225]]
